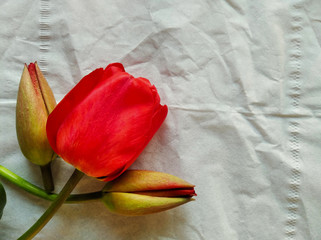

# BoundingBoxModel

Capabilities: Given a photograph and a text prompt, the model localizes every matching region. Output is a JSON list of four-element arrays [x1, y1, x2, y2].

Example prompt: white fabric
[[1, 0, 321, 239]]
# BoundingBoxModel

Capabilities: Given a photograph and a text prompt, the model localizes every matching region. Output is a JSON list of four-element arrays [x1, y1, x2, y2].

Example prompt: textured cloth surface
[[1, 0, 321, 239]]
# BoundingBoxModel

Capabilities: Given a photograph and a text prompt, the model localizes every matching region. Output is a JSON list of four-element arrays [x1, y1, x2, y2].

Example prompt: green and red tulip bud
[[16, 62, 56, 166], [102, 170, 196, 216], [16, 62, 57, 192]]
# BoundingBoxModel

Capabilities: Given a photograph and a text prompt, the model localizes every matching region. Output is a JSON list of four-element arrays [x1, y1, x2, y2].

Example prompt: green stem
[[18, 169, 84, 240], [0, 181, 6, 219], [40, 163, 54, 193], [0, 165, 101, 203]]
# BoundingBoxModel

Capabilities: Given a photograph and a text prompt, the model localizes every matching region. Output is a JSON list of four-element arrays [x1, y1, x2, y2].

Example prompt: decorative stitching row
[[39, 0, 50, 74], [285, 1, 304, 239]]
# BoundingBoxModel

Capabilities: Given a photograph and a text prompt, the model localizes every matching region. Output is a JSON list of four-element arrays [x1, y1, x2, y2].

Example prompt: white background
[[1, 0, 321, 239]]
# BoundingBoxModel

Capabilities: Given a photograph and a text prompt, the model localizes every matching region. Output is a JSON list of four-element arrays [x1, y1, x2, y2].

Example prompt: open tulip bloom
[[0, 62, 197, 239], [47, 63, 168, 181]]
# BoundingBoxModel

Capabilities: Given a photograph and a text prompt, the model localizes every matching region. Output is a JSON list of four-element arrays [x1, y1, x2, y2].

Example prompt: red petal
[[46, 67, 105, 152], [135, 189, 196, 198], [101, 89, 168, 181], [27, 63, 40, 96], [102, 63, 125, 78]]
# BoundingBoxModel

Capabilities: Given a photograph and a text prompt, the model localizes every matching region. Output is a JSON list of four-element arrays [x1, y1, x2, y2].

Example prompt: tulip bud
[[102, 170, 196, 216], [0, 181, 6, 219], [16, 62, 56, 166]]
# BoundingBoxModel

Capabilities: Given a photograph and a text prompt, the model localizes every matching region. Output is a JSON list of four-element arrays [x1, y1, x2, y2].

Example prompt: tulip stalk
[[40, 163, 55, 193], [0, 165, 101, 203], [18, 169, 84, 240], [0, 181, 6, 219]]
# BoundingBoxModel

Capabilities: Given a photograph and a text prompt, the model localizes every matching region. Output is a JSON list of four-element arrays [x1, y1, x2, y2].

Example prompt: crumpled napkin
[[1, 0, 321, 239]]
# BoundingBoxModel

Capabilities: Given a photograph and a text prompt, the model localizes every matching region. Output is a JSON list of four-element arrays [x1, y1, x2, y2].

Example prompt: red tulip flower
[[46, 63, 167, 181]]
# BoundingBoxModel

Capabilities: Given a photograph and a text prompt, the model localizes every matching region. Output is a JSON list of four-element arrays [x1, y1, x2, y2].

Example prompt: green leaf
[[0, 181, 6, 219]]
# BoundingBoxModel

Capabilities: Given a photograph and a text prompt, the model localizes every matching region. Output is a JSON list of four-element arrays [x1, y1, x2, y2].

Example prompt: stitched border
[[285, 1, 304, 239], [39, 0, 50, 74]]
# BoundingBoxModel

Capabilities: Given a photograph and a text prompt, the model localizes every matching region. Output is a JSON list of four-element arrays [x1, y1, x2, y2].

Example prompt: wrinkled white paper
[[1, 0, 321, 239]]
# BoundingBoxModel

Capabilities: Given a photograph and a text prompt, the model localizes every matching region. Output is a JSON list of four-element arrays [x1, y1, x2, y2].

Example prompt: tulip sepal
[[103, 192, 193, 216]]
